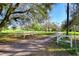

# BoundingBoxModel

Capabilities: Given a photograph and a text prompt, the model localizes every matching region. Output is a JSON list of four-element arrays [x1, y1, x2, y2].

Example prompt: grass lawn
[[1, 29, 79, 35], [55, 37, 79, 55], [0, 29, 55, 34], [0, 29, 55, 42], [62, 31, 79, 35]]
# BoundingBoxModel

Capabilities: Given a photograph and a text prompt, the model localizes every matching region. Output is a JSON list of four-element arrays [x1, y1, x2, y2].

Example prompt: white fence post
[[56, 32, 60, 44], [70, 36, 73, 48], [57, 35, 59, 44]]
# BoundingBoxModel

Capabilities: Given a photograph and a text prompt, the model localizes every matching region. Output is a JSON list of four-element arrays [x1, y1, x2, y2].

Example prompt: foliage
[[42, 21, 57, 31], [31, 22, 43, 31], [61, 3, 79, 31], [0, 3, 53, 30]]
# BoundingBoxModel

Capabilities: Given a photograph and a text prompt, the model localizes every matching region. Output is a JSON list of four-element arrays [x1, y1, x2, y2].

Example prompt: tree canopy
[[0, 3, 53, 30], [61, 3, 79, 31]]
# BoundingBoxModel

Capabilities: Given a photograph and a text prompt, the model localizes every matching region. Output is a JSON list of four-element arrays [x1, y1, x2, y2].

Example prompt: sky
[[49, 3, 67, 26]]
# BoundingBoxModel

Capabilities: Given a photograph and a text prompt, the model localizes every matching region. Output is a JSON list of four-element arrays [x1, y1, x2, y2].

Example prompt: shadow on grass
[[0, 37, 52, 56], [0, 36, 77, 56]]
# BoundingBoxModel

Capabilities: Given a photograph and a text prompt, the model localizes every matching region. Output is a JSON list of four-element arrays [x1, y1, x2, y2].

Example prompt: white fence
[[56, 32, 73, 48]]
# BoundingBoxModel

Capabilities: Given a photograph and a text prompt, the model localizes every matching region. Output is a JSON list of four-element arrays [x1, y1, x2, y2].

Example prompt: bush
[[32, 23, 43, 31]]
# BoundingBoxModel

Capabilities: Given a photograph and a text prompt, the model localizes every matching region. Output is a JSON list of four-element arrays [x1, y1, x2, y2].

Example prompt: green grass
[[58, 41, 79, 55], [0, 29, 55, 35], [56, 36, 79, 55], [0, 29, 55, 43], [62, 31, 79, 35], [1, 29, 79, 35]]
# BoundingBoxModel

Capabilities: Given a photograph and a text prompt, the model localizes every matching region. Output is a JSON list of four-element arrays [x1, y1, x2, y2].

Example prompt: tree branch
[[12, 9, 30, 14], [0, 3, 20, 28]]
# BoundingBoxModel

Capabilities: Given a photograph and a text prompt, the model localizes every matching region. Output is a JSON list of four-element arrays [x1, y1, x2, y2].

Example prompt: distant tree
[[42, 20, 57, 31], [32, 22, 43, 31], [61, 3, 79, 31], [66, 3, 79, 27]]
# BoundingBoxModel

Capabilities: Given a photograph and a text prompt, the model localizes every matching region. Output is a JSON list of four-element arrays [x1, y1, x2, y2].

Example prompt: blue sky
[[49, 3, 67, 25]]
